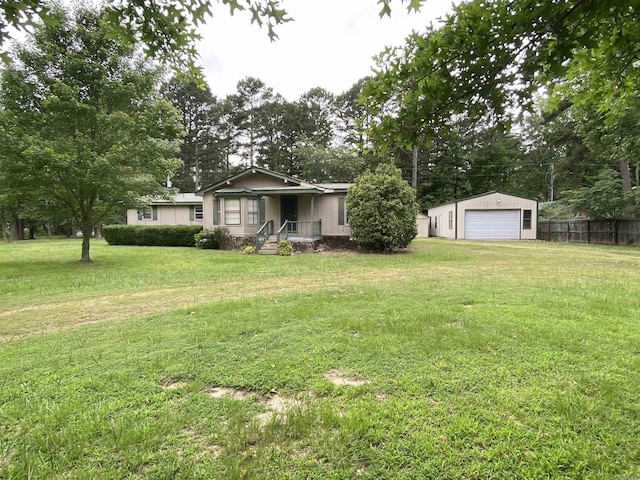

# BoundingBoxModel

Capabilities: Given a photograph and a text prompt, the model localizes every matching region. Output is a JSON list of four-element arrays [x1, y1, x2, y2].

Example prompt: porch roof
[[214, 186, 324, 196], [197, 167, 352, 196]]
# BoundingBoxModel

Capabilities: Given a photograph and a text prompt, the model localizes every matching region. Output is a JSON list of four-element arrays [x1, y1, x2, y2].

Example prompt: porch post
[[310, 194, 315, 222]]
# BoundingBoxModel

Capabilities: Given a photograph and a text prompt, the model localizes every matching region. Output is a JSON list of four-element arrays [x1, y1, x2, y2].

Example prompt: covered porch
[[253, 191, 323, 252]]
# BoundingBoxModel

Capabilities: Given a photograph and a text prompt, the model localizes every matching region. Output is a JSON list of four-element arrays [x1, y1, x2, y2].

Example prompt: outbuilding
[[428, 191, 537, 240]]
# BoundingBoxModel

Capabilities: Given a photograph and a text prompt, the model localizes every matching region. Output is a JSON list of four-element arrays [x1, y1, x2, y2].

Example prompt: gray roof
[[198, 167, 352, 196], [149, 193, 202, 205], [316, 183, 352, 192]]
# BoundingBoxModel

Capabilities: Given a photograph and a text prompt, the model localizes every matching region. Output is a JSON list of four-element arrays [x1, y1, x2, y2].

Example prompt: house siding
[[428, 192, 538, 240], [457, 193, 537, 240], [126, 206, 202, 226], [318, 194, 351, 237], [427, 204, 456, 239], [416, 214, 430, 238]]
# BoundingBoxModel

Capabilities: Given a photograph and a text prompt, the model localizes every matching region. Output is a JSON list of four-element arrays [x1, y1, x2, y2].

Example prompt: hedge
[[103, 225, 203, 247]]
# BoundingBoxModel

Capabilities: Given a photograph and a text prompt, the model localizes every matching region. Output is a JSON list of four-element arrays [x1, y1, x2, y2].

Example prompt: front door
[[281, 195, 298, 232]]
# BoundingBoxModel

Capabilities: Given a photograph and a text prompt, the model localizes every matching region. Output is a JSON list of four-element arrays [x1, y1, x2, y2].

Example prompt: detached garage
[[428, 192, 537, 240]]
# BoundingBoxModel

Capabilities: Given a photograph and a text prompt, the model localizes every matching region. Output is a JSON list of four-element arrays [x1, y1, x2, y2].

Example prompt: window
[[189, 205, 203, 221], [224, 198, 241, 225], [448, 210, 453, 230], [213, 198, 221, 225], [523, 209, 532, 229], [338, 197, 348, 226], [138, 206, 157, 221], [247, 198, 259, 225]]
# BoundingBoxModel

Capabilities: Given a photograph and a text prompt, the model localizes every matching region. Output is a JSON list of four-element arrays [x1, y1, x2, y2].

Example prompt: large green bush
[[194, 227, 231, 249], [103, 225, 202, 247], [346, 163, 419, 251]]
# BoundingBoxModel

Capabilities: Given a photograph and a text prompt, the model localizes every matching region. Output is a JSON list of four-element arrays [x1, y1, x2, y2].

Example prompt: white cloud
[[197, 0, 455, 100]]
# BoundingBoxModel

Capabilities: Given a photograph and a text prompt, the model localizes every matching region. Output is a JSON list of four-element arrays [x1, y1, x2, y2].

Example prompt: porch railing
[[255, 220, 273, 251], [277, 220, 289, 244], [277, 220, 322, 243]]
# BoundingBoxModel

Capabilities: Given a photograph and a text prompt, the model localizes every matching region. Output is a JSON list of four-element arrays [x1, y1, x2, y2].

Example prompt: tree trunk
[[79, 223, 93, 262], [620, 159, 632, 193], [1, 207, 9, 243], [412, 145, 418, 189], [11, 214, 24, 241], [619, 159, 634, 218], [44, 222, 52, 239]]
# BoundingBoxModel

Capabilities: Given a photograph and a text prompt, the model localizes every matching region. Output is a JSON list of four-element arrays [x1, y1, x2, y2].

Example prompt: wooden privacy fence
[[538, 219, 640, 246]]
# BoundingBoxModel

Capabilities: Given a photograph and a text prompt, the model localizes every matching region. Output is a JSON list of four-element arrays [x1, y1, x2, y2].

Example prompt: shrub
[[243, 245, 256, 255], [346, 163, 419, 251], [276, 239, 293, 256], [103, 225, 203, 247], [195, 226, 230, 249]]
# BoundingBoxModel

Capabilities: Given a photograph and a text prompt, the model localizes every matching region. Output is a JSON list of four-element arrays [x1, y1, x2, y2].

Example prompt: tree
[[564, 169, 639, 220], [346, 163, 418, 251], [0, 8, 183, 261], [361, 1, 640, 160], [296, 87, 336, 148], [162, 77, 221, 191], [294, 145, 366, 183], [233, 77, 273, 167], [335, 77, 373, 153]]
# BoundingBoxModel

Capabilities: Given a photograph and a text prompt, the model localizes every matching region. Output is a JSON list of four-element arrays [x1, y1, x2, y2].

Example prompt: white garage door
[[464, 210, 520, 239]]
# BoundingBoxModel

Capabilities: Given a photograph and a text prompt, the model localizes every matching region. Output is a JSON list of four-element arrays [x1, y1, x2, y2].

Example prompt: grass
[[1, 238, 639, 479]]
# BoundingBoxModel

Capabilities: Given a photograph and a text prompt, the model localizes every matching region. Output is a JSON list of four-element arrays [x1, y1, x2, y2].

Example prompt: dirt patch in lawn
[[205, 387, 255, 400], [324, 369, 368, 387], [203, 387, 308, 427], [160, 377, 187, 390]]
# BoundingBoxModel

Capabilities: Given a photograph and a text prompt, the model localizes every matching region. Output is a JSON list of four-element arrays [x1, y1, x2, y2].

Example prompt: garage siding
[[464, 210, 520, 239]]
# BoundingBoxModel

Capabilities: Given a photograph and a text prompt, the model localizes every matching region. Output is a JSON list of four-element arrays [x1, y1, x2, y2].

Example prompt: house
[[428, 191, 537, 240], [126, 193, 203, 226], [197, 167, 352, 250], [127, 167, 428, 252]]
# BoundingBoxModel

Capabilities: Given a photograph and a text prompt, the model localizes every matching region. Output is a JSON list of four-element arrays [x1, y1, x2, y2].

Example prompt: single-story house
[[197, 167, 352, 248], [428, 191, 538, 240], [127, 167, 429, 251], [126, 193, 203, 226]]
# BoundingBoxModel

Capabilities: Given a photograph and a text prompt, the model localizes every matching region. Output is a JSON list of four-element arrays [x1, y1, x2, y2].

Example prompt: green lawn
[[1, 238, 639, 479]]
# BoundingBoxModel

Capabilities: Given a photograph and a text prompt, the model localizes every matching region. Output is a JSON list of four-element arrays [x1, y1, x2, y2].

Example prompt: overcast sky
[[197, 0, 456, 101]]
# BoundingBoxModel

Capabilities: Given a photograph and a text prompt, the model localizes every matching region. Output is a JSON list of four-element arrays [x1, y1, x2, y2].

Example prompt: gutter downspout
[[455, 201, 458, 239]]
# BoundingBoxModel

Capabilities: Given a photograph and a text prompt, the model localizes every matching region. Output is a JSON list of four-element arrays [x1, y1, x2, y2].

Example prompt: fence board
[[538, 219, 640, 246]]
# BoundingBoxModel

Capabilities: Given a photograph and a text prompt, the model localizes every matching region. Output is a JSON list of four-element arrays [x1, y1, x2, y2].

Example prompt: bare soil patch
[[203, 387, 308, 427], [160, 377, 187, 390], [205, 387, 255, 400], [324, 369, 368, 387]]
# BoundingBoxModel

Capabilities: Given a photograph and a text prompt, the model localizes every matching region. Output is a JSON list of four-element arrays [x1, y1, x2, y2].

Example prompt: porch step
[[258, 240, 278, 255]]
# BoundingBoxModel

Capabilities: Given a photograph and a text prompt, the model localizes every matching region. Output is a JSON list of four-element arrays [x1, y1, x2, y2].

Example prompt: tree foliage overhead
[[0, 7, 183, 260], [347, 163, 418, 251], [1, 0, 427, 71], [363, 0, 640, 151]]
